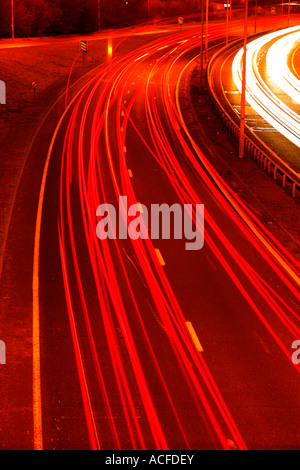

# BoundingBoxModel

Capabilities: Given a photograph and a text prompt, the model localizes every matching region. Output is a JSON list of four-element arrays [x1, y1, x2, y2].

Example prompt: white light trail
[[232, 26, 300, 148]]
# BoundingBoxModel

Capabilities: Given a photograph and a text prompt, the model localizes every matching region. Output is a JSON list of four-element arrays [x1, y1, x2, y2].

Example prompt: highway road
[[0, 16, 300, 450], [215, 23, 300, 173], [233, 25, 300, 162]]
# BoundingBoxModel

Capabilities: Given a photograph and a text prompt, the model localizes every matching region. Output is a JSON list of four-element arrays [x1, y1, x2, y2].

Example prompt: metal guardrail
[[207, 38, 300, 199]]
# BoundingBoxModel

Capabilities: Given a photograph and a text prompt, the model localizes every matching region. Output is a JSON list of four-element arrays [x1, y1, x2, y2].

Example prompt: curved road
[[0, 17, 300, 450]]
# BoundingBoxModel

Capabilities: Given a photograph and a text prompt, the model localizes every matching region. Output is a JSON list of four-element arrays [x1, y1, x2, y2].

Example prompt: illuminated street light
[[238, 0, 248, 159]]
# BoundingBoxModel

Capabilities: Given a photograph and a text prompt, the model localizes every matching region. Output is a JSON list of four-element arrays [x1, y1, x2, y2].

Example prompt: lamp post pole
[[239, 0, 248, 159], [200, 0, 204, 81], [98, 0, 101, 31], [226, 1, 229, 45], [11, 0, 15, 39], [205, 0, 209, 62]]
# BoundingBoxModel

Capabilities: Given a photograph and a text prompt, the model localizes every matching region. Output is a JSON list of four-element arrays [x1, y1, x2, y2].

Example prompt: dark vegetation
[[0, 0, 201, 37]]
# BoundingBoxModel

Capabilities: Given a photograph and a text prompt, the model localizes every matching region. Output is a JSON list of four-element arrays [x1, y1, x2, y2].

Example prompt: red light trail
[[29, 18, 300, 450]]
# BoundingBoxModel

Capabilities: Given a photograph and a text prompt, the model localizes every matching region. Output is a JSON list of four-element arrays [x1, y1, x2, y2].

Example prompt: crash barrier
[[207, 41, 300, 200]]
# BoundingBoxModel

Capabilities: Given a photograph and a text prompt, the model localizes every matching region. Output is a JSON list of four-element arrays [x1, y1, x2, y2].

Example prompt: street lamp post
[[98, 0, 101, 31], [205, 0, 209, 61], [226, 2, 229, 45], [238, 0, 248, 159], [200, 0, 204, 81], [11, 0, 15, 39], [254, 0, 258, 34]]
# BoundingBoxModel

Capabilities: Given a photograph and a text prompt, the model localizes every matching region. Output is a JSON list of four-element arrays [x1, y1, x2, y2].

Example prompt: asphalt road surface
[[0, 16, 300, 450]]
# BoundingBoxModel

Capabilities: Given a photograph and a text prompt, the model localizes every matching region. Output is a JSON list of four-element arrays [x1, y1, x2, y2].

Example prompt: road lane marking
[[134, 53, 149, 62], [185, 321, 204, 352], [32, 129, 59, 450], [157, 45, 169, 51], [155, 248, 166, 266], [32, 100, 71, 449], [32, 75, 102, 450]]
